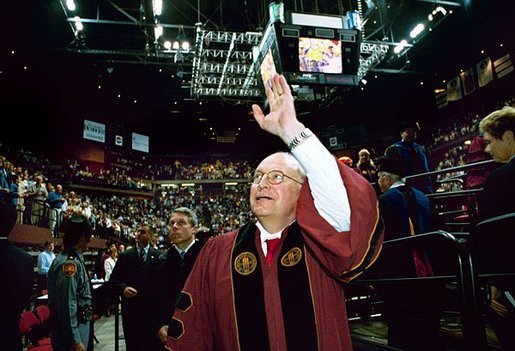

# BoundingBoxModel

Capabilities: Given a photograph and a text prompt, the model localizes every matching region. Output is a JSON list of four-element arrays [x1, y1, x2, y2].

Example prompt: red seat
[[35, 305, 51, 322], [19, 310, 52, 349], [20, 311, 41, 330]]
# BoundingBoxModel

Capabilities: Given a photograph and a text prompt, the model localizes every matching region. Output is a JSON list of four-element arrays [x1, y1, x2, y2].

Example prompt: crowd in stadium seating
[[1, 96, 513, 246]]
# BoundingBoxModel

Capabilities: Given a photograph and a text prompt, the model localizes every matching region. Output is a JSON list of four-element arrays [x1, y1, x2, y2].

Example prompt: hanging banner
[[476, 57, 494, 87], [494, 54, 513, 79], [460, 67, 476, 96], [446, 76, 462, 101], [435, 91, 448, 109]]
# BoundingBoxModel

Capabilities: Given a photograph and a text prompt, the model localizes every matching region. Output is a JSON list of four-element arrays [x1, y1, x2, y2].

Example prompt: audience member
[[385, 121, 433, 193], [0, 200, 34, 351], [104, 248, 118, 281], [37, 240, 56, 292], [165, 74, 382, 350], [48, 184, 65, 233], [29, 175, 48, 225], [355, 148, 379, 194]]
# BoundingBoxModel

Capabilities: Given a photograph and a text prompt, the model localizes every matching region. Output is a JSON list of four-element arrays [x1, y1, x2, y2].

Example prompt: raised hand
[[252, 74, 305, 144]]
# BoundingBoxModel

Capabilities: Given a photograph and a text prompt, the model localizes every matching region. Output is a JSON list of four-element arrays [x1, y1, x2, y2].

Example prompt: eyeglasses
[[252, 170, 303, 185]]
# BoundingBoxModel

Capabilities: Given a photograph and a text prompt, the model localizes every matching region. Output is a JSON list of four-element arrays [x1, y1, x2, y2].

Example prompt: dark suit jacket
[[377, 185, 431, 277], [0, 239, 34, 351], [154, 241, 204, 332], [110, 246, 162, 322], [477, 158, 515, 221], [475, 158, 515, 290]]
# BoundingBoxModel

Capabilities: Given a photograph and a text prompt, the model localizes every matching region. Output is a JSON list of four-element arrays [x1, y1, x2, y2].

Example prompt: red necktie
[[265, 238, 281, 266]]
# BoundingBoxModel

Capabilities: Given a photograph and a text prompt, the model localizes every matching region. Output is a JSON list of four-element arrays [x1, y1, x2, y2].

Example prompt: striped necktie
[[139, 249, 145, 266]]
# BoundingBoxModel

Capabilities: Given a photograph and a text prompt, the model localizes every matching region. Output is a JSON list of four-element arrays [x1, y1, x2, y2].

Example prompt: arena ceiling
[[1, 1, 514, 156]]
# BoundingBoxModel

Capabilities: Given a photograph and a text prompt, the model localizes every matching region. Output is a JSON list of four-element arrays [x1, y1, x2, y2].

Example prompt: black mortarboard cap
[[62, 214, 93, 247], [377, 157, 407, 177], [399, 121, 421, 133]]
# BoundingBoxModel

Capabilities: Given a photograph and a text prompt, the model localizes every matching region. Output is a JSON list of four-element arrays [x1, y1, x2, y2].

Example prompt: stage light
[[66, 0, 76, 11], [154, 25, 163, 39], [153, 0, 163, 16], [394, 39, 408, 54], [409, 23, 425, 39], [181, 41, 190, 51], [74, 16, 83, 31], [164, 41, 172, 50]]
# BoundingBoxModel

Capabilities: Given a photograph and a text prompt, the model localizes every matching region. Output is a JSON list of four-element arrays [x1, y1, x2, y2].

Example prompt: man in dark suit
[[110, 224, 162, 351], [477, 106, 515, 350], [376, 157, 442, 351], [0, 200, 34, 351], [156, 207, 204, 345]]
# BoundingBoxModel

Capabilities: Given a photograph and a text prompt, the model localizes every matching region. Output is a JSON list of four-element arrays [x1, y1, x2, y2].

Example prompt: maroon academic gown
[[165, 161, 383, 351]]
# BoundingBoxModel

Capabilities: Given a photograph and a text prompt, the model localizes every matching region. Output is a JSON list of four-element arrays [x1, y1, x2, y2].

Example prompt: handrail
[[352, 229, 488, 349], [426, 188, 483, 199], [404, 159, 495, 181]]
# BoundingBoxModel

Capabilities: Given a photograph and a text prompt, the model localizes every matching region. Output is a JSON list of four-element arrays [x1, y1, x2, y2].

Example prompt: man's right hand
[[251, 74, 305, 144], [157, 325, 169, 343], [73, 342, 85, 351], [123, 287, 138, 298]]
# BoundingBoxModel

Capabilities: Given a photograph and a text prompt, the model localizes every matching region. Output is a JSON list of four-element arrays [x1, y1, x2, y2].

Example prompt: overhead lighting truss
[[190, 25, 262, 98], [56, 0, 462, 100]]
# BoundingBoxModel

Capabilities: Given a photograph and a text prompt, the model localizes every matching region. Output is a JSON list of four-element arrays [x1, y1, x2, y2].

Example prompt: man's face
[[483, 131, 513, 163], [136, 226, 151, 247], [401, 127, 417, 143], [378, 172, 392, 193], [359, 153, 370, 164], [250, 154, 303, 224], [46, 243, 54, 252], [169, 212, 197, 249]]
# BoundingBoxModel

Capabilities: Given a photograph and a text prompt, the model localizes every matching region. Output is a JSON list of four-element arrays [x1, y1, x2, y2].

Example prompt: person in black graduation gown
[[0, 200, 34, 351], [156, 207, 204, 346], [110, 224, 162, 351]]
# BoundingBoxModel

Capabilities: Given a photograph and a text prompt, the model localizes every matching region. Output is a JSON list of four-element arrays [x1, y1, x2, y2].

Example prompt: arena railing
[[352, 230, 489, 350]]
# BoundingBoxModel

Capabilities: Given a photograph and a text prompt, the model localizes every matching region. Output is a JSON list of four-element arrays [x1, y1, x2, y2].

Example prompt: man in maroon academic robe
[[164, 74, 383, 351]]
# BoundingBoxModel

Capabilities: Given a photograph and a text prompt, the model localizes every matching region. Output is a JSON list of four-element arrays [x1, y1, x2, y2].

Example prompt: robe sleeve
[[165, 238, 217, 351], [297, 158, 384, 282]]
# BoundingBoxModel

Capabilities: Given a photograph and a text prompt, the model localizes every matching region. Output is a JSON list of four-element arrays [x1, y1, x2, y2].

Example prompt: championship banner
[[476, 57, 493, 87], [435, 91, 448, 110], [460, 67, 476, 96], [446, 76, 462, 101], [494, 54, 513, 79]]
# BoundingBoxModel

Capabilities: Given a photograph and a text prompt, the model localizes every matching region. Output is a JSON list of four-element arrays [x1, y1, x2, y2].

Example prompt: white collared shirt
[[174, 238, 197, 257], [390, 180, 406, 189], [138, 244, 150, 259], [257, 221, 296, 256]]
